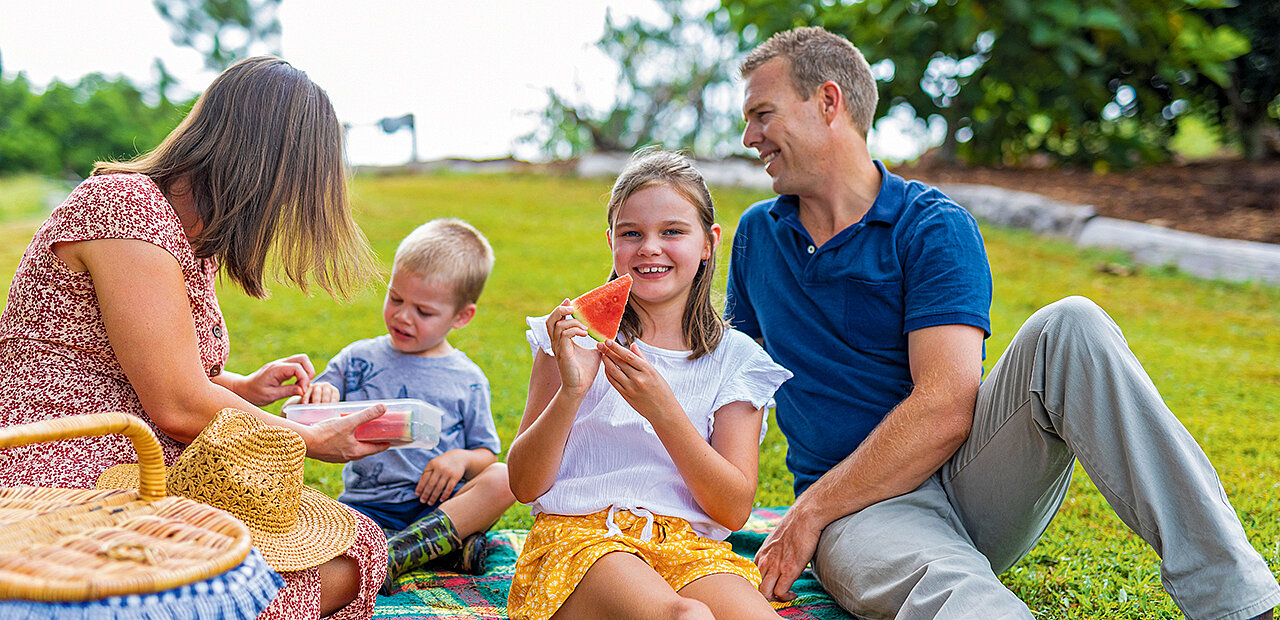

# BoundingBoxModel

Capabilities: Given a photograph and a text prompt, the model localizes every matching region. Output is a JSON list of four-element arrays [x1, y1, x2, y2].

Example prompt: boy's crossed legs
[[375, 462, 515, 589]]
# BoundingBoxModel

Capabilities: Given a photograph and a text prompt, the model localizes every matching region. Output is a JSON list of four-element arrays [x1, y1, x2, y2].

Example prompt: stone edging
[[938, 183, 1280, 286]]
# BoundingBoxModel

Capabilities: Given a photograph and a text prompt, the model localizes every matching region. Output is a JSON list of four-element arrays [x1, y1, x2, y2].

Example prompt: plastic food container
[[282, 399, 443, 449]]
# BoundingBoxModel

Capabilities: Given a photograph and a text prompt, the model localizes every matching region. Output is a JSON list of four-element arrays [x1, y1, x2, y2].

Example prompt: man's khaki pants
[[812, 297, 1280, 619]]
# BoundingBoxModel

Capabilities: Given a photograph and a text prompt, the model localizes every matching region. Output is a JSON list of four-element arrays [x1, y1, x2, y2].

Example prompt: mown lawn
[[1, 171, 1276, 618]]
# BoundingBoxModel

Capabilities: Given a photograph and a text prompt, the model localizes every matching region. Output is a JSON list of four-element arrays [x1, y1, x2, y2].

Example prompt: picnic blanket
[[374, 507, 854, 619]]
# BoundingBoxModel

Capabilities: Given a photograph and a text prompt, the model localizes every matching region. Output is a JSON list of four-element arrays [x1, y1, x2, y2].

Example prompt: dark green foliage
[[1195, 1, 1280, 160], [720, 0, 1251, 168], [0, 64, 188, 177]]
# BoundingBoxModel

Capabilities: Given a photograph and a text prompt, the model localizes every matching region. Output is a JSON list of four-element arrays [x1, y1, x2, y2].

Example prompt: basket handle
[[0, 412, 166, 500]]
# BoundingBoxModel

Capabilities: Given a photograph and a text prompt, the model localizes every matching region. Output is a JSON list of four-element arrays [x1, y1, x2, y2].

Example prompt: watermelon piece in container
[[570, 273, 632, 342], [283, 398, 443, 448]]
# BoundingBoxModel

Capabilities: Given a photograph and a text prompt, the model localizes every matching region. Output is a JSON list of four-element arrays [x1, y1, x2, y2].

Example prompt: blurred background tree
[[153, 0, 282, 72], [0, 0, 280, 179], [0, 53, 187, 178], [523, 0, 745, 159], [528, 0, 1275, 168], [1193, 0, 1280, 160], [720, 0, 1255, 168]]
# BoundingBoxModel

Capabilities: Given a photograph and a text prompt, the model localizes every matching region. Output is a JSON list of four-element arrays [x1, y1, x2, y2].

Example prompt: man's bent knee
[[1015, 295, 1117, 349], [1044, 295, 1107, 324]]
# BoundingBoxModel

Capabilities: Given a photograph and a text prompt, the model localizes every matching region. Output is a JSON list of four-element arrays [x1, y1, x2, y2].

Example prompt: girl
[[507, 149, 792, 620]]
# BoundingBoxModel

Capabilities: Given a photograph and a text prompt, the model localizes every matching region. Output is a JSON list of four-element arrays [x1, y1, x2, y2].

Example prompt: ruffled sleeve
[[42, 173, 190, 267], [525, 314, 554, 357], [710, 332, 793, 442]]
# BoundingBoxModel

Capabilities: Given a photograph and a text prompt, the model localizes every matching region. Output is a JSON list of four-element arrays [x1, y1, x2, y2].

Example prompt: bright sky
[[0, 0, 928, 166]]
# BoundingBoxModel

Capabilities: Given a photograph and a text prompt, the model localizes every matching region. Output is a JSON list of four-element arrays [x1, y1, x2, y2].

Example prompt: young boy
[[293, 218, 515, 588]]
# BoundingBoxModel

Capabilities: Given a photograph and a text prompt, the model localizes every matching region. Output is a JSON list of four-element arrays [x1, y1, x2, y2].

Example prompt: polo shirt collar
[[864, 160, 902, 226], [766, 160, 903, 227]]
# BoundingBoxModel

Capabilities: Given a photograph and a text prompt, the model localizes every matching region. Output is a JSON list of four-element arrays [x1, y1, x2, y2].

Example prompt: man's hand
[[416, 450, 469, 504], [756, 502, 826, 602]]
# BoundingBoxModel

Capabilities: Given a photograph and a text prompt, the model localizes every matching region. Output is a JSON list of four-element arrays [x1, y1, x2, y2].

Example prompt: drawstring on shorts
[[604, 504, 657, 542]]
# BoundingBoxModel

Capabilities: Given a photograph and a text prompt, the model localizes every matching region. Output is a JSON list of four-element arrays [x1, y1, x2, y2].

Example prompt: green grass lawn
[[1, 171, 1276, 618], [0, 173, 65, 224]]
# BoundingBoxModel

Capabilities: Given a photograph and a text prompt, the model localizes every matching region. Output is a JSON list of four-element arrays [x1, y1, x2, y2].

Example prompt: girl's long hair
[[93, 56, 376, 299], [606, 149, 724, 361]]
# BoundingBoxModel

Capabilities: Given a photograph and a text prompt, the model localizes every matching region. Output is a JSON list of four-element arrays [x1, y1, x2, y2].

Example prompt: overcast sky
[[1, 0, 928, 166]]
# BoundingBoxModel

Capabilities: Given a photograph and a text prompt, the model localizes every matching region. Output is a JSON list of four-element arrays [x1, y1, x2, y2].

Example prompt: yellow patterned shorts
[[507, 508, 761, 620]]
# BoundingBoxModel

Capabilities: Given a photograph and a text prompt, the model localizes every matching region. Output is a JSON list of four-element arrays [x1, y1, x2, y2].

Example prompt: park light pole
[[379, 113, 418, 163]]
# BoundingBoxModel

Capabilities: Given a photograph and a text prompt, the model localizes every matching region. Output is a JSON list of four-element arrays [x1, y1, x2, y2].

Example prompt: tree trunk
[[1241, 117, 1264, 161], [939, 108, 960, 165]]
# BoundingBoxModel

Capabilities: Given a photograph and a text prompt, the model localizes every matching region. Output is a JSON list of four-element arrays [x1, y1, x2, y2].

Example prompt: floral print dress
[[0, 173, 385, 620]]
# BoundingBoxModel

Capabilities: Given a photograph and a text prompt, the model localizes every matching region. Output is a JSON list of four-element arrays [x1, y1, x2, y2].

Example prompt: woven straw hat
[[98, 408, 356, 572]]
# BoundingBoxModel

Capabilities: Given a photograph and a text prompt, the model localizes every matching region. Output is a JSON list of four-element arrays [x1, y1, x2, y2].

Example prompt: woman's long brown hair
[[607, 149, 724, 361], [94, 56, 376, 299]]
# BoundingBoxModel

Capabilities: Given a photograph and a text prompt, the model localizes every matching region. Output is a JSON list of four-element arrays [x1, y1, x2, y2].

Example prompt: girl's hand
[[600, 340, 680, 423], [415, 450, 469, 504], [301, 381, 339, 404], [237, 354, 317, 406], [299, 403, 391, 462], [547, 300, 601, 395]]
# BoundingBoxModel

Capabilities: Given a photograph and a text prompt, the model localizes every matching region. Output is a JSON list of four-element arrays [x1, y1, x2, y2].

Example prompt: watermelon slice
[[570, 273, 632, 341]]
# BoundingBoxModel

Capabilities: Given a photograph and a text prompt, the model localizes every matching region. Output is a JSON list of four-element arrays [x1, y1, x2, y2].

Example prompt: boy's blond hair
[[393, 219, 494, 309]]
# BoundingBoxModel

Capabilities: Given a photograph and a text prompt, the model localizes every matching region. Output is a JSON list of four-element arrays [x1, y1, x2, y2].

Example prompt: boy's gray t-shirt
[[316, 335, 501, 505]]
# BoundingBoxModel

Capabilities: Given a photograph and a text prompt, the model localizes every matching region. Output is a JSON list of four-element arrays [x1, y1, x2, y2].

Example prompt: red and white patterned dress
[[0, 173, 385, 620]]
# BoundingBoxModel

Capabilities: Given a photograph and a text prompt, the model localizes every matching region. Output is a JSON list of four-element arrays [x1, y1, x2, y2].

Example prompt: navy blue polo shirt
[[725, 161, 991, 495]]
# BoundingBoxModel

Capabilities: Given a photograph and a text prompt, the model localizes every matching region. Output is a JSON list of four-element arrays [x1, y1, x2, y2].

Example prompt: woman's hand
[[599, 340, 680, 424], [297, 403, 392, 462], [235, 354, 317, 406], [547, 301, 601, 396]]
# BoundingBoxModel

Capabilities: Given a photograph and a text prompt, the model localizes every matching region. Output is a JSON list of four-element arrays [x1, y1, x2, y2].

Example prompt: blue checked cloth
[[0, 548, 283, 620]]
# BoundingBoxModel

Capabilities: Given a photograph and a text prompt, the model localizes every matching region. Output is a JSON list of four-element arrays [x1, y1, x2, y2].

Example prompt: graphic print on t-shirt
[[343, 357, 385, 399], [350, 461, 384, 488]]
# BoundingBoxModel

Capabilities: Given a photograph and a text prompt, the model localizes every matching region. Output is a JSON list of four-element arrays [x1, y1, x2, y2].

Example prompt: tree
[[0, 64, 187, 177], [1196, 1, 1280, 160], [525, 0, 745, 159], [154, 0, 283, 72], [720, 0, 1250, 168], [0, 70, 61, 176]]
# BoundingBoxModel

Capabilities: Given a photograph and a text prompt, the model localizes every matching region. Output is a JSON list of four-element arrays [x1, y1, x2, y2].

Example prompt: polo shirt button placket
[[807, 245, 815, 254]]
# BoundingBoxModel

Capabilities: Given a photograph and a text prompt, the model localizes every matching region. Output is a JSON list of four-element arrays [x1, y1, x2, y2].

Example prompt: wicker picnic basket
[[0, 412, 253, 602]]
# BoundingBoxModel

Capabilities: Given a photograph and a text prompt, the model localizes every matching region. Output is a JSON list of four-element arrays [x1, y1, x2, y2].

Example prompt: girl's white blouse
[[524, 316, 793, 540]]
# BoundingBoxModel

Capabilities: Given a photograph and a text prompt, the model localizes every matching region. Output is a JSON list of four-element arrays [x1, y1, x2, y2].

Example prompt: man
[[725, 26, 1279, 619]]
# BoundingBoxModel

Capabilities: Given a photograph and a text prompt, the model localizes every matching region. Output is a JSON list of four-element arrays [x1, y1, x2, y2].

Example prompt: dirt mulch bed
[[894, 159, 1280, 245]]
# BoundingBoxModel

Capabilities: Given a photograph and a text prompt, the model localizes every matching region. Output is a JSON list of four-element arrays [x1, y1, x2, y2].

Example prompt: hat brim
[[97, 463, 357, 572]]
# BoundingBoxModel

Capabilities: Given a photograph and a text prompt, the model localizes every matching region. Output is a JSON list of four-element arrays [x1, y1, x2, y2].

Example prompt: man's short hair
[[393, 219, 494, 309], [740, 26, 879, 137]]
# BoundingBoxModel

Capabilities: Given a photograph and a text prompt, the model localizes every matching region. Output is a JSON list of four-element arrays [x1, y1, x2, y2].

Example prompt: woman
[[0, 57, 387, 619]]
